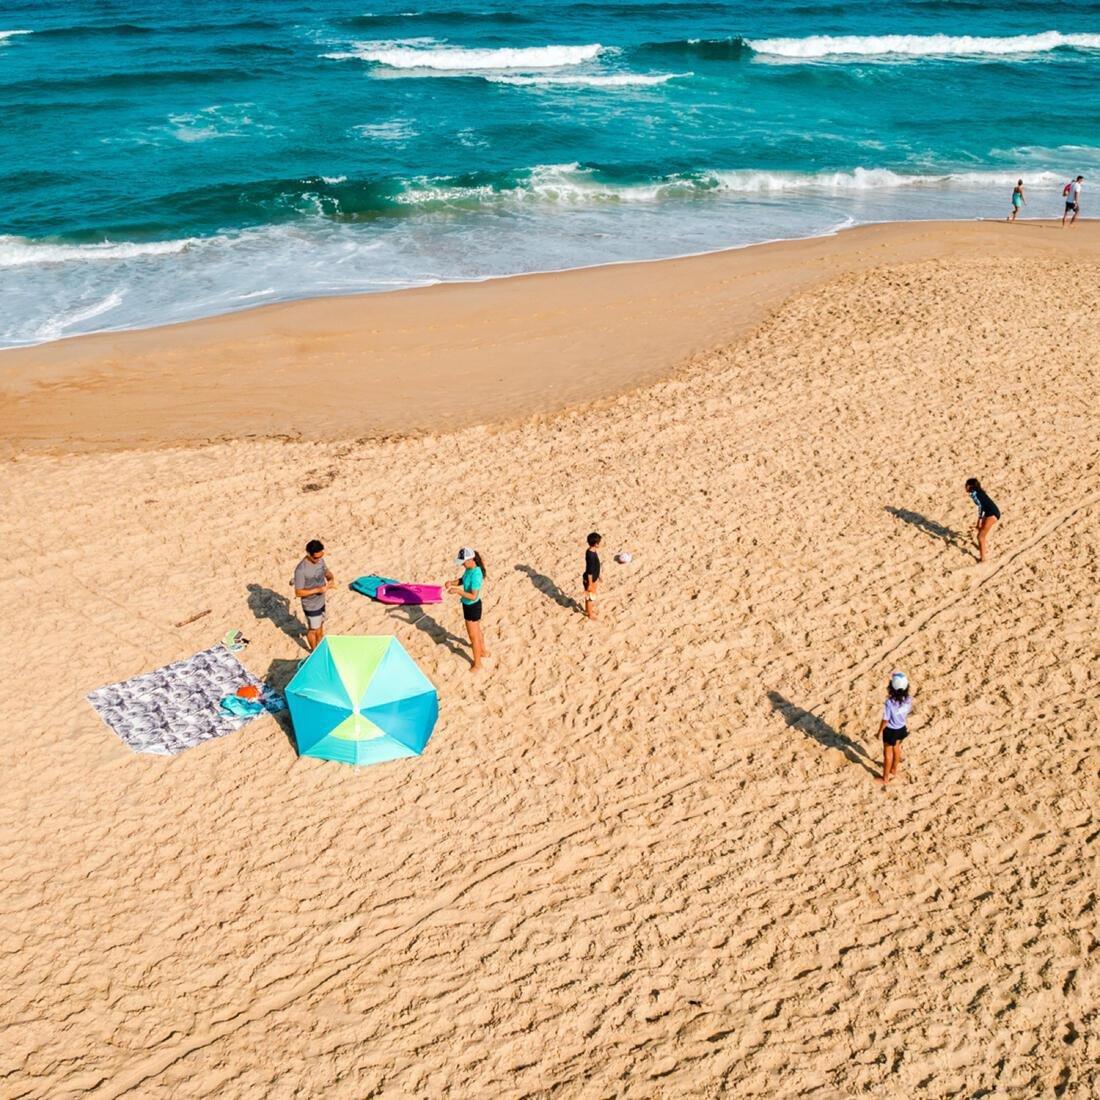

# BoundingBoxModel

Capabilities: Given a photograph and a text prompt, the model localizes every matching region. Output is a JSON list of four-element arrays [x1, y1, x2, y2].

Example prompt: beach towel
[[220, 695, 264, 718], [87, 644, 278, 756], [350, 575, 399, 599]]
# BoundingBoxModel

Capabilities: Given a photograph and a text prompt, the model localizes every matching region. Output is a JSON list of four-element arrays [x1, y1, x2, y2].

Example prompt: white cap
[[455, 547, 476, 566], [890, 671, 909, 691]]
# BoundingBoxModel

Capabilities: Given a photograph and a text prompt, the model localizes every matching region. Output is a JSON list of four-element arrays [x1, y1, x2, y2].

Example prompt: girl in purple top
[[876, 671, 913, 787]]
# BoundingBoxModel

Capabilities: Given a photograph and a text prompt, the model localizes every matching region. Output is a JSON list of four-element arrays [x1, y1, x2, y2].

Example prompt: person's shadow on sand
[[247, 584, 308, 650], [261, 657, 302, 753], [767, 691, 878, 778], [386, 604, 472, 666], [885, 507, 972, 558], [514, 563, 581, 612]]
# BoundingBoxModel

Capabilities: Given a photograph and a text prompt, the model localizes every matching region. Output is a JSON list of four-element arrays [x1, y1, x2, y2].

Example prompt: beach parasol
[[285, 636, 438, 765]]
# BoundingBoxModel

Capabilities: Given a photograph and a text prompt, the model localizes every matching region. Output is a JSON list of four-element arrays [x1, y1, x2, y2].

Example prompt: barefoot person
[[446, 547, 490, 671], [292, 539, 334, 652], [965, 477, 1001, 562], [1062, 175, 1083, 227], [1008, 179, 1025, 222], [876, 672, 913, 787], [583, 532, 602, 620]]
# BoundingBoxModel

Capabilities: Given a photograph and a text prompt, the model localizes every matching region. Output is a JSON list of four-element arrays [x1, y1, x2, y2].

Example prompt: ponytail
[[473, 550, 487, 578]]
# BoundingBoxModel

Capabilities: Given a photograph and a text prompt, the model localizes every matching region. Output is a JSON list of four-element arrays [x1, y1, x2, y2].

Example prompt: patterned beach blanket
[[87, 644, 279, 756]]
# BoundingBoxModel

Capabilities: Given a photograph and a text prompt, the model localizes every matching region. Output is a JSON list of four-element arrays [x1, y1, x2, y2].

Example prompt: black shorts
[[883, 726, 909, 747], [1066, 201, 1078, 212], [462, 599, 483, 623]]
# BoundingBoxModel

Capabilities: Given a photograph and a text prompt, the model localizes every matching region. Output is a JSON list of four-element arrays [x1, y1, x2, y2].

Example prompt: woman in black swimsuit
[[965, 477, 1001, 563]]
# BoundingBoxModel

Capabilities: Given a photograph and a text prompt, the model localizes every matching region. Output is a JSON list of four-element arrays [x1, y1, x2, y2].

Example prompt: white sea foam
[[395, 164, 1065, 208], [0, 29, 32, 42], [0, 236, 197, 268], [487, 71, 684, 87], [328, 42, 603, 70], [354, 120, 418, 143], [748, 31, 1100, 59], [166, 104, 272, 143], [34, 291, 124, 342], [702, 167, 1063, 192]]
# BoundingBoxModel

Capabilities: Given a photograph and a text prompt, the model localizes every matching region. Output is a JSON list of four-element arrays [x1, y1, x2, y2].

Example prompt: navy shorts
[[883, 726, 909, 747]]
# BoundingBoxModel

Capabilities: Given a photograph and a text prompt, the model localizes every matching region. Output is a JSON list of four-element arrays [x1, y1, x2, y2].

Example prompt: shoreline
[[2, 218, 1097, 457]]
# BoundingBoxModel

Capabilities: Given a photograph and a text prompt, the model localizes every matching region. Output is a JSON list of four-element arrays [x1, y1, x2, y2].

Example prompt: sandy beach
[[1, 222, 1098, 1096]]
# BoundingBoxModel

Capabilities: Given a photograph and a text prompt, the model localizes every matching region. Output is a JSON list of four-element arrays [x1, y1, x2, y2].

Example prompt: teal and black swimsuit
[[970, 487, 1000, 521]]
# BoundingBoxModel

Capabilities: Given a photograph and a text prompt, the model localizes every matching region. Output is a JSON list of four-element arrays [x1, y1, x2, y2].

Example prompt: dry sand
[[1, 223, 1098, 1097]]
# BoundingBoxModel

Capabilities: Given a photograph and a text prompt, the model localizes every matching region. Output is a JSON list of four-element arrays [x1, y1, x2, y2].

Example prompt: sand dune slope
[[1, 256, 1097, 1097]]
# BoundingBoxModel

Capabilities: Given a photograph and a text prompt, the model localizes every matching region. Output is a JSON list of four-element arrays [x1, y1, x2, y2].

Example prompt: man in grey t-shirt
[[293, 539, 334, 652]]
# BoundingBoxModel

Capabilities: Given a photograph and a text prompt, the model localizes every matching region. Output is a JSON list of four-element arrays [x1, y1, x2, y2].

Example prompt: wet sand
[[2, 219, 1097, 455]]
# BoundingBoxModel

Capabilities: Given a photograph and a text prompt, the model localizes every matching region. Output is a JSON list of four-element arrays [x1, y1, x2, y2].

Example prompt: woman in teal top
[[1008, 179, 1025, 222], [446, 547, 490, 672]]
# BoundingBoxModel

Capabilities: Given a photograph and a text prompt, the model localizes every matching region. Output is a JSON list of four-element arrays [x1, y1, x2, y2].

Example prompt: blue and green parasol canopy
[[285, 636, 438, 766]]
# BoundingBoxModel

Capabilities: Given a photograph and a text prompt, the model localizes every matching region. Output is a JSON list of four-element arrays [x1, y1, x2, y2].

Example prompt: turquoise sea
[[2, 0, 1098, 347]]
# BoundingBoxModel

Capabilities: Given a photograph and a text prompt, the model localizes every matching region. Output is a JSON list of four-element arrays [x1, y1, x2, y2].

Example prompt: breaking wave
[[747, 31, 1100, 59], [0, 236, 197, 268], [487, 72, 684, 87], [326, 42, 604, 71]]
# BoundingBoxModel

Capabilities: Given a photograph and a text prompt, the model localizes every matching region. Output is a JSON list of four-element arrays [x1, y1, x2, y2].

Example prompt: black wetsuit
[[583, 548, 601, 590], [969, 487, 1001, 521]]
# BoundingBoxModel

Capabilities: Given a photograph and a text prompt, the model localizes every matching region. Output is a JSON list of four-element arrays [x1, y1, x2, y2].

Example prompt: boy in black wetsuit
[[583, 532, 602, 621], [965, 477, 1001, 563]]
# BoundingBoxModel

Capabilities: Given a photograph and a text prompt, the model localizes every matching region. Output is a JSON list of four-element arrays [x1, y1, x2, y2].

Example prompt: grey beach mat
[[87, 643, 270, 756]]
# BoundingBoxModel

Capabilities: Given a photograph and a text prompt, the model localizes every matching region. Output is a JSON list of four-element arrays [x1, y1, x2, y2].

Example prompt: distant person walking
[[446, 547, 490, 671], [583, 531, 602, 620], [1008, 179, 1026, 222], [293, 539, 333, 652], [876, 671, 913, 787], [965, 477, 1000, 563], [1062, 175, 1084, 226]]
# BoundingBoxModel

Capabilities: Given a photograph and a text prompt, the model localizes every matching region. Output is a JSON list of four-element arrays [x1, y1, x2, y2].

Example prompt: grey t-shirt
[[293, 556, 328, 611]]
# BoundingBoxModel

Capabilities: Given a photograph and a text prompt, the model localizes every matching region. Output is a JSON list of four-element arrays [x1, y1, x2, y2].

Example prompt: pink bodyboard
[[375, 583, 444, 606]]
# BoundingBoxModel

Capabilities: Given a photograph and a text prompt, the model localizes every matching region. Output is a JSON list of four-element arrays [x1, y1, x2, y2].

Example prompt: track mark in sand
[[89, 760, 733, 1098], [817, 491, 1100, 708], [90, 495, 1099, 1096], [87, 821, 590, 1098]]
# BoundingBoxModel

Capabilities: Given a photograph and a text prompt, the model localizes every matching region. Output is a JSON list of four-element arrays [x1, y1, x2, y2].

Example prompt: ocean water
[[1, 1, 1098, 348]]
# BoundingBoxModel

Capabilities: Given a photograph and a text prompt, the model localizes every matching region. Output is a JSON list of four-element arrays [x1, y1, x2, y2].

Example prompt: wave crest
[[487, 72, 684, 88], [327, 42, 604, 71], [0, 236, 196, 269], [747, 31, 1100, 59], [636, 37, 749, 61]]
